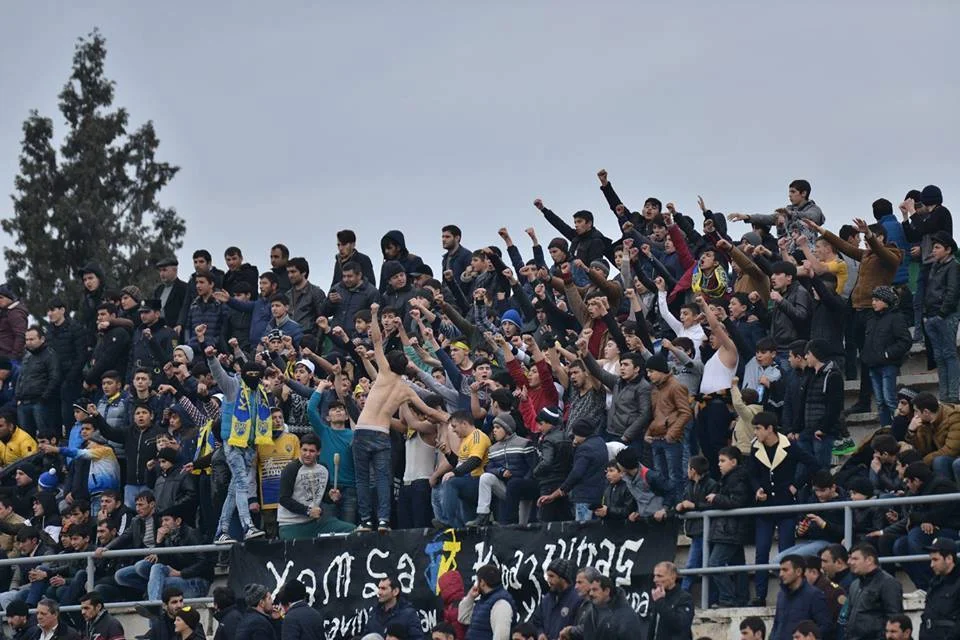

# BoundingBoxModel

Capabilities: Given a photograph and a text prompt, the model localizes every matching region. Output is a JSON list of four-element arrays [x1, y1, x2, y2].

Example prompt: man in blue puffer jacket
[[538, 418, 606, 522]]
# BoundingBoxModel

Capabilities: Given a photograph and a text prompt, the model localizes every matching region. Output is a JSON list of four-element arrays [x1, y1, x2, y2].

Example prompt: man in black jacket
[[923, 231, 960, 403], [647, 562, 693, 640], [277, 579, 325, 640], [96, 490, 161, 595], [236, 583, 282, 640], [15, 325, 60, 439], [212, 587, 244, 640], [145, 505, 213, 601], [560, 574, 640, 640], [153, 257, 188, 330], [891, 463, 960, 591], [331, 229, 377, 290], [921, 537, 960, 640], [769, 261, 812, 366], [323, 261, 380, 337], [128, 300, 174, 383], [46, 299, 85, 431], [222, 247, 260, 299], [535, 200, 611, 268], [845, 543, 902, 640], [702, 446, 752, 607], [83, 303, 132, 388], [79, 591, 125, 640], [531, 406, 573, 522], [862, 286, 912, 428], [798, 340, 844, 470]]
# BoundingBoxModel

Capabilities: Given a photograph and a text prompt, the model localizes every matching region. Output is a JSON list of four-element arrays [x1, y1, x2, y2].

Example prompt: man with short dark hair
[[459, 564, 515, 640], [79, 590, 125, 640], [270, 243, 292, 293], [740, 616, 767, 640], [332, 229, 377, 289], [83, 304, 132, 387], [323, 260, 380, 336], [769, 261, 812, 365], [530, 559, 582, 640], [15, 325, 60, 438], [559, 573, 639, 640], [821, 544, 854, 592], [237, 583, 282, 640], [770, 555, 831, 640], [285, 257, 326, 335], [775, 470, 844, 562], [442, 225, 473, 284], [46, 298, 85, 430], [791, 621, 821, 640], [923, 231, 960, 402], [803, 555, 845, 632], [885, 614, 913, 640], [534, 200, 611, 268], [222, 246, 260, 298], [920, 537, 960, 637], [364, 575, 423, 640], [845, 543, 903, 640]]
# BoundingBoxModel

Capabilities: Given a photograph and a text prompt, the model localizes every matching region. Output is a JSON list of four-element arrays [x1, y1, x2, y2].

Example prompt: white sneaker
[[243, 527, 266, 541]]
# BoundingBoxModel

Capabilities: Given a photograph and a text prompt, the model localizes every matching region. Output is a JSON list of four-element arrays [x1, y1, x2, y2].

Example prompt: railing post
[[86, 555, 95, 593], [701, 514, 710, 610], [844, 505, 853, 549]]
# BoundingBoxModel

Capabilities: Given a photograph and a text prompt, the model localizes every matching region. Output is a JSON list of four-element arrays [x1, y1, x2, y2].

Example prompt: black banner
[[229, 520, 679, 639]]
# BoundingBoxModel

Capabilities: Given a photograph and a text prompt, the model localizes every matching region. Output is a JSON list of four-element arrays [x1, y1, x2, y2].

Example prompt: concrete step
[[842, 370, 938, 400]]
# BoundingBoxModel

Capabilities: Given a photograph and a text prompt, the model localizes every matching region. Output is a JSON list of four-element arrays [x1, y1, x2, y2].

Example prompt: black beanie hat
[[570, 418, 595, 438], [645, 353, 670, 374], [615, 447, 639, 470], [382, 260, 405, 281], [921, 185, 944, 207], [805, 339, 831, 363]]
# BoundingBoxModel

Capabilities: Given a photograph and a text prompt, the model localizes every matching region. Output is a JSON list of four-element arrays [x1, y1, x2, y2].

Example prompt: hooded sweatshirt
[[379, 230, 425, 294], [438, 571, 467, 640]]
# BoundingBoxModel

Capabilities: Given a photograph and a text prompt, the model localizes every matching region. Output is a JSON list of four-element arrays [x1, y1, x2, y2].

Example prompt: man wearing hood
[[437, 571, 466, 640], [560, 574, 639, 640], [467, 414, 538, 526], [15, 325, 60, 439], [129, 299, 174, 383], [223, 246, 260, 299], [77, 263, 107, 351], [153, 258, 188, 329], [364, 575, 424, 640], [531, 559, 583, 640], [205, 346, 270, 543], [0, 285, 27, 362], [380, 230, 426, 294], [332, 229, 377, 290]]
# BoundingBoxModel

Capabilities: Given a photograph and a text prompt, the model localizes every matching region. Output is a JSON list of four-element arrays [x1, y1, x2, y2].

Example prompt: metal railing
[[678, 492, 959, 609], [0, 543, 222, 613]]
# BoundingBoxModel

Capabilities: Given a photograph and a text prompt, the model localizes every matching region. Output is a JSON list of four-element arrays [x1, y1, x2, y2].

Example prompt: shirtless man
[[695, 295, 740, 478], [355, 303, 448, 531]]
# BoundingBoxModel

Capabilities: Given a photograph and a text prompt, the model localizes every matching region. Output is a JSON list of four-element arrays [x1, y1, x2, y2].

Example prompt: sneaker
[[244, 527, 266, 541], [377, 519, 391, 532], [357, 520, 375, 532], [832, 437, 857, 456], [466, 513, 491, 527], [214, 532, 236, 545]]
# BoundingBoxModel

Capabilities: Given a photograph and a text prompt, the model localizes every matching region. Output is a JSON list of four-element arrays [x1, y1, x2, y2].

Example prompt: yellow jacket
[[0, 427, 37, 468]]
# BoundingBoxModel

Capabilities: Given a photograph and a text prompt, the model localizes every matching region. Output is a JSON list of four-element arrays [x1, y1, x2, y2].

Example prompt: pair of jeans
[[754, 514, 797, 601], [925, 313, 960, 402], [681, 536, 702, 592], [328, 485, 358, 525], [709, 542, 743, 606], [894, 526, 959, 590], [574, 503, 593, 522], [113, 558, 152, 594], [278, 512, 357, 539], [123, 484, 151, 510], [650, 440, 684, 506], [774, 539, 832, 563], [217, 444, 257, 536], [441, 476, 479, 527], [146, 563, 210, 602], [17, 402, 52, 439], [868, 365, 900, 427], [397, 480, 433, 529], [933, 455, 958, 481], [798, 432, 836, 474], [352, 430, 392, 523], [476, 474, 538, 524]]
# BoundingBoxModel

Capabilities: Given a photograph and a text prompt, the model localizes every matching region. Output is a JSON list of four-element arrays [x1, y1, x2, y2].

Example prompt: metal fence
[[677, 492, 959, 609]]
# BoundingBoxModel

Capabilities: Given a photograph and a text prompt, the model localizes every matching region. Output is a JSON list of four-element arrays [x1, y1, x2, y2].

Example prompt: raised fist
[[533, 198, 544, 210]]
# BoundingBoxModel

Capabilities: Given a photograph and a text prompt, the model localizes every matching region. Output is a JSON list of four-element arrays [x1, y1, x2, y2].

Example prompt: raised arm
[[369, 303, 389, 372]]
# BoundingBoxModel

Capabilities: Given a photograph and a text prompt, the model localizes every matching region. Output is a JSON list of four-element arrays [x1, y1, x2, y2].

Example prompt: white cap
[[295, 359, 316, 374]]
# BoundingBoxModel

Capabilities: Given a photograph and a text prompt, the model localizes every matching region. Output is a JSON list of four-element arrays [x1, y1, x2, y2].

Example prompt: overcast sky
[[1, 2, 958, 290]]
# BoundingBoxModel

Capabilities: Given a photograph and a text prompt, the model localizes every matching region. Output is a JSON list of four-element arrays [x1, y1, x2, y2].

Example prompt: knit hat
[[644, 353, 670, 374], [570, 417, 595, 438], [382, 260, 405, 281], [5, 599, 29, 617], [547, 558, 576, 584], [38, 469, 58, 491], [174, 344, 195, 364], [589, 259, 610, 276], [921, 185, 944, 207], [548, 237, 569, 253], [930, 230, 958, 254], [871, 285, 899, 307], [177, 607, 201, 631], [0, 285, 17, 302], [805, 339, 832, 363], [500, 308, 522, 330], [15, 462, 38, 481], [121, 285, 142, 303], [846, 477, 874, 498], [243, 583, 270, 607], [493, 414, 516, 436], [536, 406, 562, 426], [898, 387, 918, 403], [157, 447, 179, 464], [741, 231, 763, 246], [615, 447, 640, 470]]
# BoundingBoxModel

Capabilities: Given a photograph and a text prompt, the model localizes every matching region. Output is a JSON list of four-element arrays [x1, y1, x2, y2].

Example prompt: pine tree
[[3, 29, 185, 315]]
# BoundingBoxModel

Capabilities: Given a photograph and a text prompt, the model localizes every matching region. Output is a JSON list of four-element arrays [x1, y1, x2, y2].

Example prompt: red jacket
[[507, 359, 559, 433], [438, 570, 466, 640]]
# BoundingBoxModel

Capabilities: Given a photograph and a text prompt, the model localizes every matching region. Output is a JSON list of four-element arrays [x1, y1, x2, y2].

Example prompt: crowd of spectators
[[0, 170, 957, 638]]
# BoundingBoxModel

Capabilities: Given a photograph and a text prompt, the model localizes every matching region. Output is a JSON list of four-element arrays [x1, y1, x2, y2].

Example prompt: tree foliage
[[3, 29, 185, 315]]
